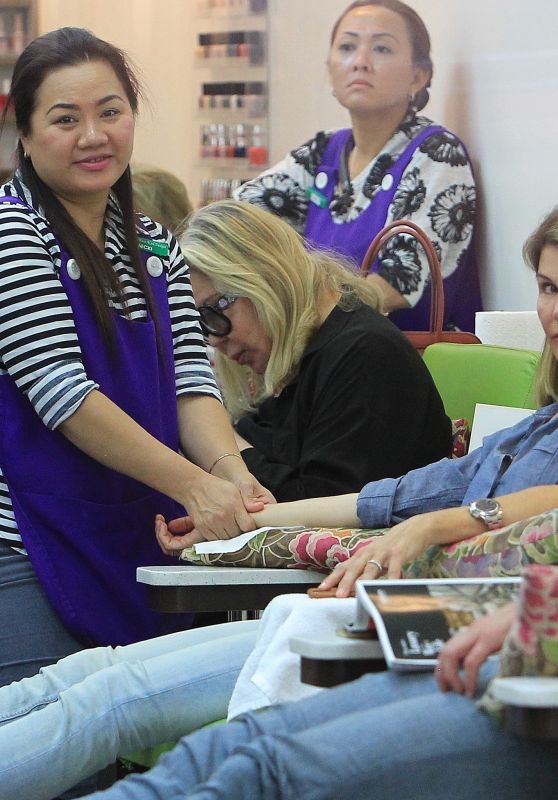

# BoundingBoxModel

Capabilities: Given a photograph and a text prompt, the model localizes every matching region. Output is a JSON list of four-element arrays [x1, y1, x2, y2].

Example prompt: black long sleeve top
[[237, 303, 451, 501]]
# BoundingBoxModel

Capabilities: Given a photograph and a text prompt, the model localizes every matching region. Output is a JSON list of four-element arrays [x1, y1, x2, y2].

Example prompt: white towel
[[228, 593, 356, 719]]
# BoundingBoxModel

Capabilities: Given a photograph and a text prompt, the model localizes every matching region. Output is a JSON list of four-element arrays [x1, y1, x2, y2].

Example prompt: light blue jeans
[[85, 664, 557, 800], [0, 620, 259, 800]]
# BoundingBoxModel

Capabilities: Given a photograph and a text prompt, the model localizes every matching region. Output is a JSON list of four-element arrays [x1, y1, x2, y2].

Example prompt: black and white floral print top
[[235, 113, 477, 312]]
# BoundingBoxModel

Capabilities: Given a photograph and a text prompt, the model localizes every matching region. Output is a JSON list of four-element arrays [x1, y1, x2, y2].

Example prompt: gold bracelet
[[208, 452, 243, 474]]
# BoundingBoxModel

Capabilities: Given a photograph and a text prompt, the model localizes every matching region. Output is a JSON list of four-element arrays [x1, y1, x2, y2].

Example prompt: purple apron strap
[[304, 125, 445, 268], [0, 196, 192, 645]]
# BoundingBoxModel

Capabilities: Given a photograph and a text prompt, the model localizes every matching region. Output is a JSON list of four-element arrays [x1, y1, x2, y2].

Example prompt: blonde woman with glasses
[[181, 199, 451, 504]]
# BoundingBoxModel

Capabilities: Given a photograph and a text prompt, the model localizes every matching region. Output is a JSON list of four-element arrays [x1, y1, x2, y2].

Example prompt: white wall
[[38, 0, 558, 312]]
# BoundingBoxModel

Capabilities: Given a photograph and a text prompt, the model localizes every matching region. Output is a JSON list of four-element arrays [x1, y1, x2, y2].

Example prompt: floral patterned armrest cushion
[[479, 564, 558, 723], [181, 527, 390, 572], [181, 508, 558, 575], [404, 508, 558, 580]]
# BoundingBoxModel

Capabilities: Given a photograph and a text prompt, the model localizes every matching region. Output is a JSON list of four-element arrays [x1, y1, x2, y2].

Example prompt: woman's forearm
[[252, 493, 360, 529], [254, 484, 558, 543], [425, 485, 558, 548], [177, 395, 247, 477], [58, 389, 206, 504], [497, 484, 558, 525], [177, 394, 276, 510]]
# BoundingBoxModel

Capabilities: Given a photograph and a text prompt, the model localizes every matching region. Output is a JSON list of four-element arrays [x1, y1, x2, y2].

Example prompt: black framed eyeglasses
[[197, 294, 238, 338]]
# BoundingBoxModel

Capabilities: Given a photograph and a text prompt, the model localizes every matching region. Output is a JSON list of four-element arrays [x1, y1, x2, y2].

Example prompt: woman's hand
[[158, 468, 275, 553], [209, 448, 275, 511], [209, 453, 276, 516], [180, 472, 261, 545], [155, 493, 258, 555], [155, 513, 195, 556], [436, 602, 516, 696], [318, 512, 446, 597], [228, 471, 276, 511]]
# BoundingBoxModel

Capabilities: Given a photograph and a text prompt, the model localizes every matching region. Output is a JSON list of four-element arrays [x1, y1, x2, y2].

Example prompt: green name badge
[[306, 187, 328, 208], [138, 237, 169, 257]]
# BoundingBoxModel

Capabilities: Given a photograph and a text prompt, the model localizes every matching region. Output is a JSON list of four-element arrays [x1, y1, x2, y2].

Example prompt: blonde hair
[[132, 165, 193, 236], [180, 200, 383, 418], [523, 207, 558, 406]]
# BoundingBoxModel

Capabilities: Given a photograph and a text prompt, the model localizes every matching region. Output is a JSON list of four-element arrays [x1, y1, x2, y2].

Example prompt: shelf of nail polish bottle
[[194, 30, 266, 67], [194, 0, 268, 18], [197, 158, 268, 170], [191, 1, 269, 207], [197, 81, 267, 118]]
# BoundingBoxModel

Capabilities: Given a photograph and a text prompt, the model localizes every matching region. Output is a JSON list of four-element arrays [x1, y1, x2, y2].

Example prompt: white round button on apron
[[146, 256, 163, 277], [381, 174, 394, 191], [315, 171, 328, 190], [66, 258, 81, 280]]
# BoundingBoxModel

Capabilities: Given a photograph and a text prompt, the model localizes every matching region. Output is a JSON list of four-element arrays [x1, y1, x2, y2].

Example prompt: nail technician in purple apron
[[0, 27, 272, 685], [235, 1, 482, 333], [304, 126, 482, 333], [1, 197, 191, 646]]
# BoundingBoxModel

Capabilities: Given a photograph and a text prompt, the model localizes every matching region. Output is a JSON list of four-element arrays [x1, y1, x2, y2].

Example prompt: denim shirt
[[356, 403, 558, 528]]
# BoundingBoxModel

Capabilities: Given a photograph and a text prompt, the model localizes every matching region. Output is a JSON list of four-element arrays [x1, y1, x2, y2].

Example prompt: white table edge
[[289, 633, 384, 661], [137, 565, 324, 587]]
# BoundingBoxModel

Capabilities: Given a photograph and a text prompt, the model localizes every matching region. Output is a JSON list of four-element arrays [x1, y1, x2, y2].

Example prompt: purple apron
[[0, 197, 192, 646], [304, 127, 482, 332]]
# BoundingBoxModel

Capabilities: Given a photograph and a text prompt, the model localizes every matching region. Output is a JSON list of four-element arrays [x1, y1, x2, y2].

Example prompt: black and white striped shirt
[[0, 175, 220, 551]]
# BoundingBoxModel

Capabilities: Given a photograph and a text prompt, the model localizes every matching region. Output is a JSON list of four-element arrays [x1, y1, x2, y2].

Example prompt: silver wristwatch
[[468, 498, 503, 530]]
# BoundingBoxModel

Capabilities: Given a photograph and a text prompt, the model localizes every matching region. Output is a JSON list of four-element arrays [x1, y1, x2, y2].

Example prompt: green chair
[[422, 342, 541, 425]]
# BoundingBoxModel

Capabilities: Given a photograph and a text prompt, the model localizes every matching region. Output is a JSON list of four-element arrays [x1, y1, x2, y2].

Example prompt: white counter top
[[137, 565, 324, 587]]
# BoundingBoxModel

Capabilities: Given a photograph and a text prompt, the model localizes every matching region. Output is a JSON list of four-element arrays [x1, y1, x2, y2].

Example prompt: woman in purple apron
[[236, 0, 482, 332], [0, 27, 272, 685]]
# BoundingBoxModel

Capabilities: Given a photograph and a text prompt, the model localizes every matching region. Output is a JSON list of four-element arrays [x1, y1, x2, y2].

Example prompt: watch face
[[473, 498, 500, 514]]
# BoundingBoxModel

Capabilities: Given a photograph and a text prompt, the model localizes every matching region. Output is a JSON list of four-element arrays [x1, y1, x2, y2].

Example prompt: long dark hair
[[329, 0, 433, 112], [2, 27, 157, 345]]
